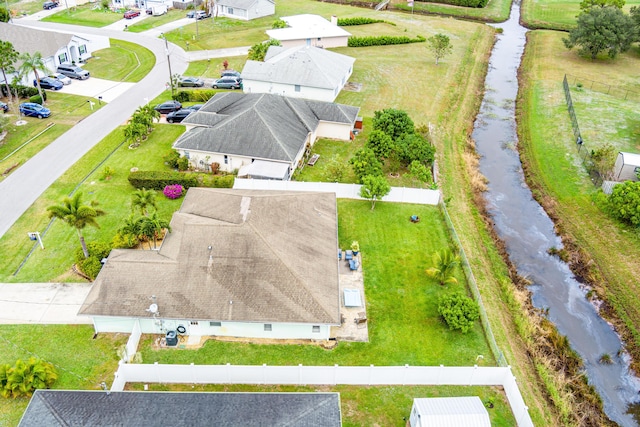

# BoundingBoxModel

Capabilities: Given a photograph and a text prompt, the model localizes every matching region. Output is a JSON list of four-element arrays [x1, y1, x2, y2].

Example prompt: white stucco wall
[[92, 316, 332, 340], [316, 121, 352, 140], [216, 0, 274, 20], [279, 36, 349, 49], [178, 149, 260, 173], [242, 80, 337, 102]]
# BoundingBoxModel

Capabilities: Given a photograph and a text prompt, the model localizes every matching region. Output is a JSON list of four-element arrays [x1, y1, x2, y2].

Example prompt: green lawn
[[521, 0, 640, 30], [0, 325, 126, 427], [41, 3, 125, 27], [398, 0, 512, 22], [184, 58, 248, 79], [126, 9, 186, 32], [82, 39, 155, 82], [127, 383, 516, 427]]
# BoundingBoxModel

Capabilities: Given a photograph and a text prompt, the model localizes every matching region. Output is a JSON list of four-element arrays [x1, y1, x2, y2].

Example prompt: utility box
[[165, 330, 178, 346]]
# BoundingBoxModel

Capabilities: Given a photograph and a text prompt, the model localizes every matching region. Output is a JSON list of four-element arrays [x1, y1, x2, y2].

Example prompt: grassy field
[[126, 9, 186, 32], [42, 3, 125, 27], [394, 0, 512, 22], [0, 325, 126, 427], [521, 0, 640, 30], [126, 383, 516, 426], [82, 39, 155, 82], [184, 58, 248, 79], [517, 30, 640, 373]]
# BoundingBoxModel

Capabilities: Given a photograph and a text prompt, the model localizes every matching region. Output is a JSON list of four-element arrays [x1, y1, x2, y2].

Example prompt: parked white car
[[49, 72, 72, 85]]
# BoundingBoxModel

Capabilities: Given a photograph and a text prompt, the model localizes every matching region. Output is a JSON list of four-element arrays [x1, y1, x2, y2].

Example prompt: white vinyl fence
[[122, 319, 142, 363], [233, 179, 441, 205], [111, 363, 533, 427]]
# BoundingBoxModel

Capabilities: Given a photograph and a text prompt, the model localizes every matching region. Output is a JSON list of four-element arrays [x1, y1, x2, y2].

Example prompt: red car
[[124, 9, 140, 19]]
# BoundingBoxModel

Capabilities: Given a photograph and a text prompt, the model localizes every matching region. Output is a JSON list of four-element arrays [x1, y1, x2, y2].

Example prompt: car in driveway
[[124, 9, 140, 19], [154, 100, 182, 114], [35, 77, 63, 91], [188, 104, 204, 111], [179, 77, 205, 88], [19, 103, 51, 119], [166, 108, 195, 123], [43, 1, 58, 9], [186, 10, 195, 18], [0, 101, 8, 113], [212, 77, 242, 89], [49, 73, 71, 85], [57, 63, 90, 80], [220, 70, 241, 78], [195, 10, 210, 19]]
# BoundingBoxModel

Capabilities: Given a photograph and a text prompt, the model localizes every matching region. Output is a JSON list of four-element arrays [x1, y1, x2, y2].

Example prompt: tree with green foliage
[[18, 52, 48, 105], [247, 39, 281, 61], [47, 192, 106, 259], [131, 188, 157, 216], [563, 6, 637, 59], [372, 108, 414, 141], [590, 143, 617, 180], [579, 0, 625, 11], [426, 248, 461, 285], [360, 175, 391, 210], [123, 121, 147, 144], [631, 6, 640, 31], [0, 7, 9, 23], [396, 132, 435, 166], [349, 148, 383, 183], [132, 104, 160, 133], [438, 292, 480, 333], [0, 358, 57, 398], [409, 160, 433, 184], [426, 33, 453, 65], [272, 19, 287, 28], [0, 41, 18, 106], [139, 212, 171, 249], [608, 181, 640, 226], [366, 129, 395, 160]]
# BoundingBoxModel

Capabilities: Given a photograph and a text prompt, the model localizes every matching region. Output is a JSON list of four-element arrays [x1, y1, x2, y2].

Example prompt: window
[[228, 7, 233, 14], [184, 151, 190, 159], [264, 324, 272, 331], [294, 85, 301, 92], [312, 325, 320, 333], [58, 53, 67, 64], [79, 45, 87, 55], [210, 321, 221, 327], [224, 155, 228, 164]]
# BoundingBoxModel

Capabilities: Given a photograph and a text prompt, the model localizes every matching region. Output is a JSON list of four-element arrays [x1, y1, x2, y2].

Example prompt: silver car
[[49, 72, 72, 85]]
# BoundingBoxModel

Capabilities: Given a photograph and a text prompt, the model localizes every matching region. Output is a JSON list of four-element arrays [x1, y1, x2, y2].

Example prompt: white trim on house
[[266, 14, 351, 49]]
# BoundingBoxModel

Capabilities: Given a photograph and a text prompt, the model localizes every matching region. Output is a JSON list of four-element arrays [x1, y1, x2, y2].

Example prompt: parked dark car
[[188, 104, 204, 111], [179, 77, 205, 87], [43, 1, 58, 9], [124, 9, 140, 19], [19, 102, 51, 119], [220, 70, 241, 78], [35, 77, 63, 91], [146, 7, 153, 14], [166, 108, 195, 123], [0, 101, 8, 113], [212, 77, 242, 90], [154, 100, 182, 114]]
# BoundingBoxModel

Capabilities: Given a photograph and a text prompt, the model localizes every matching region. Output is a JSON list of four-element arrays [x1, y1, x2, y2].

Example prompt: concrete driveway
[[0, 283, 93, 324], [58, 77, 136, 103]]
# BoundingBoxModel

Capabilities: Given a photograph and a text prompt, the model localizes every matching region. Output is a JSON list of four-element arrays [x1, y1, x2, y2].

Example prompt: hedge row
[[338, 17, 391, 26], [347, 35, 426, 47], [0, 85, 44, 99], [128, 171, 198, 190], [416, 0, 487, 8], [173, 89, 216, 103]]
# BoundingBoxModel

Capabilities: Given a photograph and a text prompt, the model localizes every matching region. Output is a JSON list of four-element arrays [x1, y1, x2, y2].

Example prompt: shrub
[[409, 160, 432, 183], [29, 94, 44, 105], [128, 170, 198, 190], [0, 358, 57, 398], [608, 181, 640, 226], [173, 90, 216, 103], [163, 150, 180, 169], [199, 174, 235, 188], [1, 85, 41, 99], [177, 156, 189, 171], [112, 231, 139, 249], [337, 17, 388, 26], [397, 133, 435, 166], [173, 91, 190, 103], [75, 241, 112, 263], [373, 108, 414, 140], [438, 292, 480, 333], [79, 257, 103, 280], [272, 18, 287, 28], [101, 166, 115, 180], [163, 184, 184, 199], [349, 148, 383, 183], [347, 35, 425, 47]]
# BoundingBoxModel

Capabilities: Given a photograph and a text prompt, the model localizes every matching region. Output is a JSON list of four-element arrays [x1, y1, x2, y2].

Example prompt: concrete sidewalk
[[0, 283, 93, 324]]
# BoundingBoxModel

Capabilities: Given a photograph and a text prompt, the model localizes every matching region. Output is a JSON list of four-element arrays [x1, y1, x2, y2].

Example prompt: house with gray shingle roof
[[242, 45, 355, 102], [20, 390, 342, 427], [79, 188, 341, 340], [215, 0, 275, 20], [0, 22, 109, 85], [172, 92, 359, 178]]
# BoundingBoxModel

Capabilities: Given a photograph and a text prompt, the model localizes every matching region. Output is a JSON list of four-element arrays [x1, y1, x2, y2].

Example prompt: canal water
[[471, 2, 640, 425]]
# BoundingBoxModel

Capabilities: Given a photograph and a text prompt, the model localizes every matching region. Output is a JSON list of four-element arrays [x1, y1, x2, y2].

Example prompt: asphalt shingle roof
[[0, 22, 74, 59], [20, 390, 342, 427], [79, 189, 341, 325]]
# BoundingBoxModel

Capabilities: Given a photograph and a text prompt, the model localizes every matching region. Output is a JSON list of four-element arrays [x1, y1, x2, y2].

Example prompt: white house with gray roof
[[172, 92, 359, 177], [79, 188, 342, 340], [0, 22, 108, 85], [266, 14, 352, 48], [214, 0, 275, 20], [242, 45, 355, 102]]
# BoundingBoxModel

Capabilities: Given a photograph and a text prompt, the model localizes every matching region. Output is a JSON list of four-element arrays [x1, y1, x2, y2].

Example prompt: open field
[[521, 0, 640, 30], [393, 0, 511, 22], [517, 30, 640, 371]]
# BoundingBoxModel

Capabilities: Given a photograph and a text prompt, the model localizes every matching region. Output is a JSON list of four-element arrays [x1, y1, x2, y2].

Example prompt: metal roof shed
[[613, 151, 640, 181], [409, 396, 491, 427]]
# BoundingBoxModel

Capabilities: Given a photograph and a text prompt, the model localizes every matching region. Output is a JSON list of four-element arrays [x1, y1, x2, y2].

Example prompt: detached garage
[[409, 396, 490, 427], [613, 151, 640, 181]]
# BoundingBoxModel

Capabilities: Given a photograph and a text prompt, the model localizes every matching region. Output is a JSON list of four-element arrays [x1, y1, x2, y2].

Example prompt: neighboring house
[[20, 390, 342, 427], [79, 188, 342, 340], [0, 22, 109, 85], [266, 14, 352, 49], [242, 45, 355, 102], [613, 151, 640, 181], [172, 92, 359, 177], [215, 0, 275, 20], [409, 396, 491, 427]]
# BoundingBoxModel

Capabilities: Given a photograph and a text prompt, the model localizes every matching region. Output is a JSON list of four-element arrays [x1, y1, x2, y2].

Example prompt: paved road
[[0, 21, 189, 239]]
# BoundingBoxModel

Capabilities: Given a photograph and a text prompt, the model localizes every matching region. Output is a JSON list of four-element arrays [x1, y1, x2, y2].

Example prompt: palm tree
[[18, 52, 48, 105], [0, 41, 18, 107], [139, 212, 171, 249], [132, 104, 160, 133], [47, 192, 106, 259], [425, 248, 461, 286], [123, 121, 147, 144], [131, 188, 157, 216]]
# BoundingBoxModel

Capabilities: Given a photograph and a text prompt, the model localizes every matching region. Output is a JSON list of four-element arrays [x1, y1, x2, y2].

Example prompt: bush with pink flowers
[[163, 184, 184, 199]]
